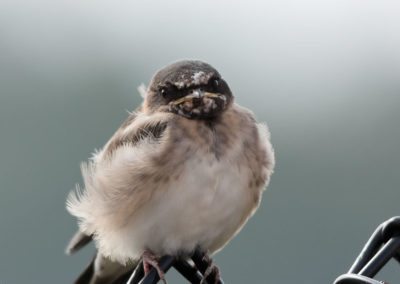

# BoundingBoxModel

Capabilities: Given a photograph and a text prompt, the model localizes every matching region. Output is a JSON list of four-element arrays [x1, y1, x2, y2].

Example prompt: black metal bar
[[191, 250, 224, 284], [113, 271, 134, 284], [336, 217, 400, 283], [334, 273, 384, 284], [127, 260, 145, 284], [138, 255, 175, 284], [173, 259, 203, 283], [192, 250, 208, 274], [348, 226, 384, 274], [348, 216, 400, 275], [380, 217, 400, 241], [359, 236, 400, 278]]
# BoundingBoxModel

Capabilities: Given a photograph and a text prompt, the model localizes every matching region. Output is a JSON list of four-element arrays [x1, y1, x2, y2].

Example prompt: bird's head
[[144, 60, 233, 119]]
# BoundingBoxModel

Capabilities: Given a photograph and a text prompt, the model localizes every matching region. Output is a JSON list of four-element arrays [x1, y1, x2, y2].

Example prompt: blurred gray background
[[1, 0, 400, 283]]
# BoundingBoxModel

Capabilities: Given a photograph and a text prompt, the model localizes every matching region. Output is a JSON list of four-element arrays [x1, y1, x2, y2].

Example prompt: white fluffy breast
[[87, 145, 257, 263], [67, 111, 274, 264], [129, 153, 255, 257]]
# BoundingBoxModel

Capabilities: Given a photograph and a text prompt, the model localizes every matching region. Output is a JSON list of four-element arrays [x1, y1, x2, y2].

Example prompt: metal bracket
[[333, 216, 400, 284]]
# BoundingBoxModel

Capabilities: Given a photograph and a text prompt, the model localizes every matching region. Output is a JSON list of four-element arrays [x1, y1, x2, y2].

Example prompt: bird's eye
[[160, 88, 168, 98], [212, 78, 220, 90]]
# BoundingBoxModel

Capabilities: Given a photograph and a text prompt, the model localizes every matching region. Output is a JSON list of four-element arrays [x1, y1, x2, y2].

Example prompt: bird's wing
[[101, 112, 168, 159], [65, 111, 140, 255], [67, 109, 171, 284]]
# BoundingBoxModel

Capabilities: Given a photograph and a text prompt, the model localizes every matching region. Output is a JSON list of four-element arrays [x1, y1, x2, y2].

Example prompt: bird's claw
[[142, 250, 167, 284], [200, 254, 221, 284]]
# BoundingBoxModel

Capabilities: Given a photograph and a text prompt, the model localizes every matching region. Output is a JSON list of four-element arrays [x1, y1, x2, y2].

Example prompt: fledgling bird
[[66, 60, 275, 284]]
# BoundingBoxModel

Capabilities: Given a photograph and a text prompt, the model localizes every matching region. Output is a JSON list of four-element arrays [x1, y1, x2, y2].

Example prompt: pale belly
[[68, 109, 273, 264], [124, 154, 256, 258]]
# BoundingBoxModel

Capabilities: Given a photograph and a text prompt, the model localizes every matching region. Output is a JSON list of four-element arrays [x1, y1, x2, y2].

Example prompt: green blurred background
[[1, 0, 400, 283]]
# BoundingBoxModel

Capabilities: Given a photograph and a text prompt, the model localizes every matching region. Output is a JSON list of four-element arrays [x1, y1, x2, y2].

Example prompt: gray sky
[[1, 1, 400, 283]]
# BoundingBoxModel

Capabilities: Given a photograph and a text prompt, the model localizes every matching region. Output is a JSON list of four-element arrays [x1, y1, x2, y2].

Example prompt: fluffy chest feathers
[[67, 105, 275, 263]]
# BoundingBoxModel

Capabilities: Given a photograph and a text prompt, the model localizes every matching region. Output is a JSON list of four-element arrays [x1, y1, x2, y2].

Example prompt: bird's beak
[[171, 90, 224, 106]]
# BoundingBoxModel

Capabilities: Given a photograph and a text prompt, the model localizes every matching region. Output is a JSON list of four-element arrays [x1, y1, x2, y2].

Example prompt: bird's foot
[[141, 250, 167, 284], [200, 253, 221, 284]]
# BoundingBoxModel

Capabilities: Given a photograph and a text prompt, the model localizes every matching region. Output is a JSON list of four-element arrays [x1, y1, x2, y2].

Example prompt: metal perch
[[111, 250, 224, 284], [334, 216, 400, 284], [96, 217, 400, 283]]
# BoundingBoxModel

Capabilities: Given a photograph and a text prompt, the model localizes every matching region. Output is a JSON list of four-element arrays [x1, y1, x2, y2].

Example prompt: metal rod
[[359, 236, 400, 278], [348, 226, 384, 274], [192, 250, 208, 274], [191, 250, 224, 284], [114, 272, 133, 284], [173, 259, 203, 283], [334, 273, 384, 284], [127, 260, 145, 284]]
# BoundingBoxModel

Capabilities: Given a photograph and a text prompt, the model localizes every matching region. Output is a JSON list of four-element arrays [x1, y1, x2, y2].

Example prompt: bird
[[66, 60, 275, 284]]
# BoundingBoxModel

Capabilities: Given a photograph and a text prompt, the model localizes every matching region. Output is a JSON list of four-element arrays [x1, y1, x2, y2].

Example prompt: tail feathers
[[66, 231, 93, 255], [74, 253, 136, 284], [74, 255, 95, 284]]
